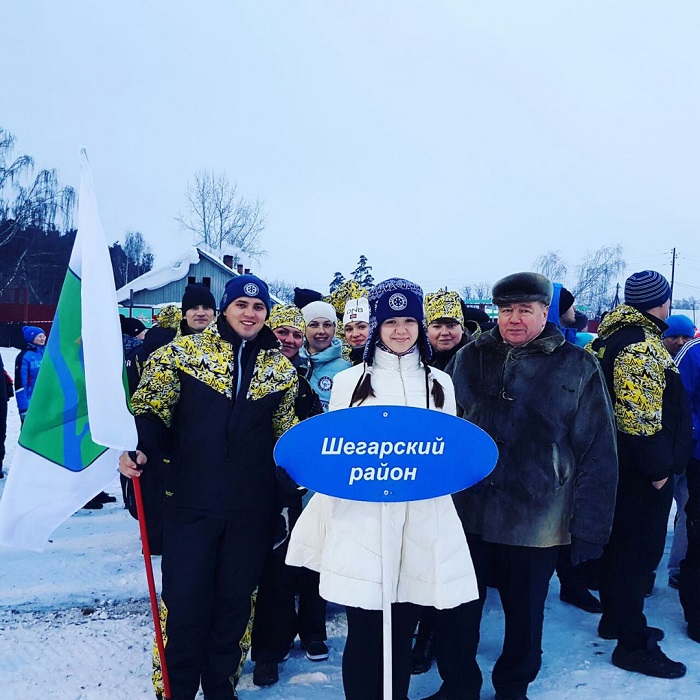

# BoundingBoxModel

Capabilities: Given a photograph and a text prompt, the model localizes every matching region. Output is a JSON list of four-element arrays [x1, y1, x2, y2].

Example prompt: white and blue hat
[[364, 278, 431, 363]]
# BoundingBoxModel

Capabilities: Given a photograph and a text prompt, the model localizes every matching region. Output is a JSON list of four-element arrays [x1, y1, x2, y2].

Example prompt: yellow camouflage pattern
[[247, 348, 299, 437], [235, 590, 257, 682], [131, 325, 298, 436], [325, 279, 368, 316], [152, 598, 168, 697], [268, 304, 305, 332], [424, 289, 465, 326], [591, 304, 678, 436], [152, 591, 256, 695], [155, 304, 182, 330]]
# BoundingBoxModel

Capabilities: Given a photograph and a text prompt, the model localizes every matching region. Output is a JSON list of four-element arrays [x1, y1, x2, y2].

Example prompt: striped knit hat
[[624, 270, 671, 312]]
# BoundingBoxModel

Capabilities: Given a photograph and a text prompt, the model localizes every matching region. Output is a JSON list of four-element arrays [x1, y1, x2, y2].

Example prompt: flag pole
[[131, 460, 171, 700], [381, 503, 393, 700]]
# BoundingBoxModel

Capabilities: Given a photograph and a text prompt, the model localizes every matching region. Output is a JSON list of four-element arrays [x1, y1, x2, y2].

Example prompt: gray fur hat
[[492, 272, 553, 306]]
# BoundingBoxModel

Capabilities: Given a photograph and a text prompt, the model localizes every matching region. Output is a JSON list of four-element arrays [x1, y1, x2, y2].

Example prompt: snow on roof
[[116, 246, 284, 306], [115, 247, 203, 302]]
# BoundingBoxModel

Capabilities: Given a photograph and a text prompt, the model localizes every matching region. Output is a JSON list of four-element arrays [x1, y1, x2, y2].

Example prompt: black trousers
[[680, 457, 700, 627], [0, 392, 6, 470], [343, 603, 420, 700], [555, 544, 600, 590], [434, 534, 558, 700], [251, 542, 327, 663], [599, 470, 673, 650], [160, 507, 274, 700]]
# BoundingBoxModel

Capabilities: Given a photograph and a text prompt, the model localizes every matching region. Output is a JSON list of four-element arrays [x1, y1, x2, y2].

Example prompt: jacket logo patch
[[318, 376, 333, 392]]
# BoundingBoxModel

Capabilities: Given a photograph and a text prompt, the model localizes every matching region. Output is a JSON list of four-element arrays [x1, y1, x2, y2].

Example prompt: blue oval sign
[[274, 405, 498, 503]]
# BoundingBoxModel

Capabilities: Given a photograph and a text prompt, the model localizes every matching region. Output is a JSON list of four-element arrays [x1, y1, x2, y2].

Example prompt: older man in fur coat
[[424, 272, 618, 700]]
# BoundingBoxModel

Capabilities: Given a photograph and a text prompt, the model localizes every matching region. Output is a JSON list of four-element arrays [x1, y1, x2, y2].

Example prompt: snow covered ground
[[1, 345, 699, 699]]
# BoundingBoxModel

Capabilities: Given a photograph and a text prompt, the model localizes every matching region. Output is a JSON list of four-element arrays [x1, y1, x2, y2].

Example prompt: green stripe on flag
[[19, 268, 107, 471]]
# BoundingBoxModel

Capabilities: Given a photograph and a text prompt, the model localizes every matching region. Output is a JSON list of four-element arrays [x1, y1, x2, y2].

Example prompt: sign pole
[[274, 405, 499, 700], [381, 503, 393, 700]]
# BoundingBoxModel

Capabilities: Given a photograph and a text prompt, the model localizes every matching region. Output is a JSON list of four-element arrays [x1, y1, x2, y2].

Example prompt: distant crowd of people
[[3, 266, 699, 700]]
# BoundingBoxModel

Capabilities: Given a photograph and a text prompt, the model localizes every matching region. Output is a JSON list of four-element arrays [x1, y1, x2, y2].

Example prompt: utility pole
[[670, 247, 677, 311], [612, 282, 620, 308]]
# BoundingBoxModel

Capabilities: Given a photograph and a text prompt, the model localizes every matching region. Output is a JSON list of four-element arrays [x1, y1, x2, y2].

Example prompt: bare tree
[[460, 282, 492, 300], [177, 169, 266, 260], [123, 230, 154, 283], [0, 127, 75, 246], [572, 245, 626, 315], [267, 278, 295, 303], [533, 251, 568, 283]]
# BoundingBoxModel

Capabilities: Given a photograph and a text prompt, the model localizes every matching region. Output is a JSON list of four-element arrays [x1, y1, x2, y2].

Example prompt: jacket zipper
[[398, 355, 409, 406], [236, 340, 246, 398]]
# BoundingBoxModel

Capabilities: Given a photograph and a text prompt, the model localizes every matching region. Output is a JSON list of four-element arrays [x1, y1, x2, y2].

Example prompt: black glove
[[570, 537, 604, 567]]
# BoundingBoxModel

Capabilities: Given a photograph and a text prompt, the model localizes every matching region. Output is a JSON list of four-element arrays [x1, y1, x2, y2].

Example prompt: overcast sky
[[3, 1, 700, 300]]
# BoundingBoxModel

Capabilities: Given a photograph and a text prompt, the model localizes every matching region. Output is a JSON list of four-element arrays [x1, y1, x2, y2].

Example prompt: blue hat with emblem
[[219, 274, 271, 315], [364, 278, 431, 363]]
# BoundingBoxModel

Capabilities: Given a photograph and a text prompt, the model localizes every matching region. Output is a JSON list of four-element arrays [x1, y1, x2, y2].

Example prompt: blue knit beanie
[[219, 274, 271, 315], [22, 325, 44, 344], [662, 314, 696, 339], [624, 270, 671, 311], [363, 278, 431, 363]]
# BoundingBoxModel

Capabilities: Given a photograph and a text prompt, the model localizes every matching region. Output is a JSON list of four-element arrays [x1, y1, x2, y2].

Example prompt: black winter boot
[[559, 585, 602, 613], [611, 640, 686, 678], [253, 661, 279, 686]]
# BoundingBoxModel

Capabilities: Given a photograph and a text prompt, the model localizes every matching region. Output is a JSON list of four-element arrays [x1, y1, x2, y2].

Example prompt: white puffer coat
[[286, 346, 478, 610]]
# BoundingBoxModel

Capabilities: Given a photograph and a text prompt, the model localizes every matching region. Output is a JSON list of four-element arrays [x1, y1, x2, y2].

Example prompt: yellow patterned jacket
[[589, 305, 692, 480], [132, 318, 298, 513]]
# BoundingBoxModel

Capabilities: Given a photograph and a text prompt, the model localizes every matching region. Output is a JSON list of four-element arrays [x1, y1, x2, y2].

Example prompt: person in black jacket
[[121, 286, 217, 551], [590, 270, 693, 679], [119, 275, 298, 700], [251, 304, 325, 687], [424, 290, 472, 371], [0, 353, 10, 478], [411, 289, 473, 676]]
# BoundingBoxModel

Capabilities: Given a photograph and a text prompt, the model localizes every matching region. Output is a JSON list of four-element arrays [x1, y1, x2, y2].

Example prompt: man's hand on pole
[[119, 450, 147, 479]]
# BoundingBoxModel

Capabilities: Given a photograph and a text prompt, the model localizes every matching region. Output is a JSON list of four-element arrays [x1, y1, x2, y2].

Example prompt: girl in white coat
[[287, 278, 478, 700]]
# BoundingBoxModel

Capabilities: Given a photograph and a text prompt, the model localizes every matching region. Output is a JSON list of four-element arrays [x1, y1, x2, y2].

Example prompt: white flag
[[0, 150, 137, 551]]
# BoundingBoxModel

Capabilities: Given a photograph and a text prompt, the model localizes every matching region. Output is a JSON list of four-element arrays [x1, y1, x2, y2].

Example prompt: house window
[[188, 276, 196, 285], [202, 277, 211, 289]]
